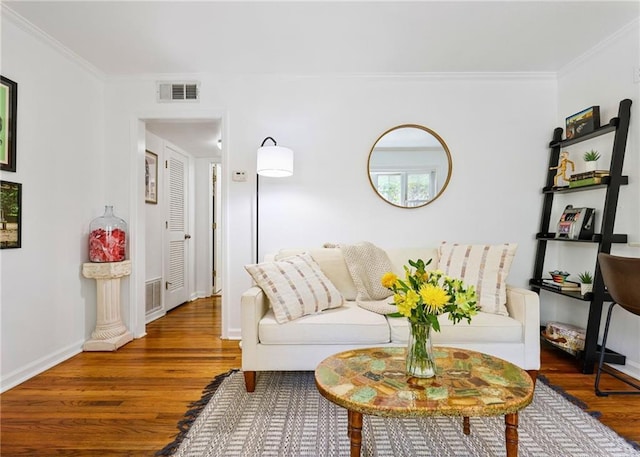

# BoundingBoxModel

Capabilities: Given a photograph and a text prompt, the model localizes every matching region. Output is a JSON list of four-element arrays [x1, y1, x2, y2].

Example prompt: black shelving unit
[[530, 98, 632, 374]]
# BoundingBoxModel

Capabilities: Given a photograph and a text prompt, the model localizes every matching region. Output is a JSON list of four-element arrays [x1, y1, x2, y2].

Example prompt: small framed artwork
[[566, 106, 600, 140], [145, 150, 158, 204], [0, 180, 22, 249], [0, 75, 18, 172]]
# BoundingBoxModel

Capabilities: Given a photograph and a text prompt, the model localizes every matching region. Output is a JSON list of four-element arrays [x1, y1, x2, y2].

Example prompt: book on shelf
[[569, 177, 603, 188], [570, 170, 609, 181], [542, 279, 581, 291]]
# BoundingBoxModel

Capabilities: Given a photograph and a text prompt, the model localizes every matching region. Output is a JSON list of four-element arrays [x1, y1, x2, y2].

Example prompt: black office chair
[[595, 253, 640, 396]]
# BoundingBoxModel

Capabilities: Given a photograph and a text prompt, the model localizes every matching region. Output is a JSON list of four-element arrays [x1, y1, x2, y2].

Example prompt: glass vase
[[406, 320, 436, 378], [89, 206, 127, 262]]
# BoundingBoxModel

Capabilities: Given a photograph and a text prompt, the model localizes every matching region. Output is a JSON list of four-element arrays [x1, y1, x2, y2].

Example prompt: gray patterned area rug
[[159, 370, 640, 457]]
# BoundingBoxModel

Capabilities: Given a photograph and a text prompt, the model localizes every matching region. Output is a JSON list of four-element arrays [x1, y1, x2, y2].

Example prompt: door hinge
[[165, 160, 168, 169], [212, 222, 217, 230], [212, 270, 216, 278]]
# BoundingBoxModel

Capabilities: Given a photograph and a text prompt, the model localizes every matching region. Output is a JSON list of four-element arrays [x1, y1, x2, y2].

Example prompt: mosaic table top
[[315, 347, 534, 418]]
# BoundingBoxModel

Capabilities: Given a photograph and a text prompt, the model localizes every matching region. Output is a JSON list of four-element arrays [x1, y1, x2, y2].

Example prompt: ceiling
[[145, 120, 222, 158], [5, 1, 639, 156]]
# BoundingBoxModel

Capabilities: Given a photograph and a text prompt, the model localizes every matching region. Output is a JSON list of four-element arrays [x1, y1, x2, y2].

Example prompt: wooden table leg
[[347, 409, 363, 457], [505, 413, 519, 457], [463, 416, 470, 435]]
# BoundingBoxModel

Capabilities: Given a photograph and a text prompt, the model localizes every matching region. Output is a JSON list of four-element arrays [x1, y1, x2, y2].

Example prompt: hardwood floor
[[1, 297, 639, 456]]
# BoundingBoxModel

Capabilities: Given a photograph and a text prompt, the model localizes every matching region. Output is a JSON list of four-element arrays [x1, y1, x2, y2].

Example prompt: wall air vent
[[156, 81, 200, 102], [145, 278, 162, 314]]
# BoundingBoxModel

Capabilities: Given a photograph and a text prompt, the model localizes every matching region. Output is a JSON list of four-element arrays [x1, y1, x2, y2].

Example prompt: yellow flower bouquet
[[381, 258, 479, 377]]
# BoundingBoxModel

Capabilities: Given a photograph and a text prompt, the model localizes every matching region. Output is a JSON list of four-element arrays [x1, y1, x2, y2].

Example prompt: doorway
[[143, 118, 223, 322]]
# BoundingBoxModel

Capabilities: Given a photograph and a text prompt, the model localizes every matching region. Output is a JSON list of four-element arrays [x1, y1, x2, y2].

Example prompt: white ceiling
[[5, 1, 639, 156], [145, 120, 222, 158]]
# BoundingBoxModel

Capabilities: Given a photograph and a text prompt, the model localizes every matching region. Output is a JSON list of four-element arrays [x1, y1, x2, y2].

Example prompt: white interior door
[[164, 144, 190, 311]]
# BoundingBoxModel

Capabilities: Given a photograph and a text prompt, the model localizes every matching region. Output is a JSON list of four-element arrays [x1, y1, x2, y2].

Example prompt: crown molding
[[559, 17, 640, 77], [265, 71, 558, 81], [1, 4, 106, 80], [105, 71, 558, 83]]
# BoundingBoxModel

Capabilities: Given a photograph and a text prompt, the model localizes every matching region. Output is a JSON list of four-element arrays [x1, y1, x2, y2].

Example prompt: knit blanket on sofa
[[338, 242, 394, 302]]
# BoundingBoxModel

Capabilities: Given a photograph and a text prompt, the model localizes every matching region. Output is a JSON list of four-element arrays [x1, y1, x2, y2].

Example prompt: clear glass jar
[[88, 206, 127, 262]]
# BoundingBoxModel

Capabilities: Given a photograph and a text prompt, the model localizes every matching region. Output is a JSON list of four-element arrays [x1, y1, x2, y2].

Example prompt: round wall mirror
[[367, 124, 452, 208]]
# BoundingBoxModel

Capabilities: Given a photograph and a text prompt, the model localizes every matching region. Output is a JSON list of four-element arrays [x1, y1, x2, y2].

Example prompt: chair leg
[[595, 302, 616, 397], [595, 303, 640, 396]]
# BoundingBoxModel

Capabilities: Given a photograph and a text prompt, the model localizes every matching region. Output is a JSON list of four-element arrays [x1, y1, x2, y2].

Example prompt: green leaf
[[426, 314, 440, 332]]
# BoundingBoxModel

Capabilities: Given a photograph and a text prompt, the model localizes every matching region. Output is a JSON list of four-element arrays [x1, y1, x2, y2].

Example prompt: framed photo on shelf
[[0, 75, 18, 172], [566, 106, 600, 140], [145, 150, 158, 204], [0, 180, 22, 249]]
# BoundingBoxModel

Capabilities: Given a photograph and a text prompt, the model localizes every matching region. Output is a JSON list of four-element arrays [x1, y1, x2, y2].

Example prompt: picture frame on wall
[[566, 106, 600, 140], [0, 76, 18, 172], [0, 180, 22, 249], [145, 150, 158, 204]]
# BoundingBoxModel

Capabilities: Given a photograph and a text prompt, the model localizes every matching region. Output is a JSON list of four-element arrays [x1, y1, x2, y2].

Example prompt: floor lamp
[[256, 137, 294, 263]]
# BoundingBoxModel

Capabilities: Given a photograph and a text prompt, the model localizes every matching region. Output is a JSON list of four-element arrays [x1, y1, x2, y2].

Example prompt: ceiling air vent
[[156, 81, 200, 102]]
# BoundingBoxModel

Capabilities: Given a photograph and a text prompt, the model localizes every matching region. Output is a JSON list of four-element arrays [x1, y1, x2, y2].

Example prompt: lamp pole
[[256, 137, 293, 263]]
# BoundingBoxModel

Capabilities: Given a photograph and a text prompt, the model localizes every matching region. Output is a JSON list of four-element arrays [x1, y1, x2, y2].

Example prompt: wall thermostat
[[232, 170, 247, 182]]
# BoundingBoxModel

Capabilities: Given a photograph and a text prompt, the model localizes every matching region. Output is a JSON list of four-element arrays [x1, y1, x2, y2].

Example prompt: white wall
[[547, 19, 640, 379], [194, 157, 215, 298], [102, 74, 557, 342], [0, 17, 104, 390], [143, 131, 164, 320]]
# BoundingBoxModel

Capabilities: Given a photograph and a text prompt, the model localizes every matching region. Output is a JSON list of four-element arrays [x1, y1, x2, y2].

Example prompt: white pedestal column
[[82, 260, 133, 351]]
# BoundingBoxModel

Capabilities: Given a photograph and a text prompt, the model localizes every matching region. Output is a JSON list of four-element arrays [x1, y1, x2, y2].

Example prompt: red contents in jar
[[89, 228, 126, 262]]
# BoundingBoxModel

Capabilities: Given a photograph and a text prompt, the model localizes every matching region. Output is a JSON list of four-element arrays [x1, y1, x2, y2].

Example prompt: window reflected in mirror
[[368, 125, 452, 208]]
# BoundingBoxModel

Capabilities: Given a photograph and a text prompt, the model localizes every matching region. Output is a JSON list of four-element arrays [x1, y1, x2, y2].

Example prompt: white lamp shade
[[257, 145, 294, 177]]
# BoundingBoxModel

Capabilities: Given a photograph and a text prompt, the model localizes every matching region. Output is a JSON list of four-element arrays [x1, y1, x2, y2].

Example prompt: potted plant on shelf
[[577, 271, 593, 295], [583, 150, 600, 172]]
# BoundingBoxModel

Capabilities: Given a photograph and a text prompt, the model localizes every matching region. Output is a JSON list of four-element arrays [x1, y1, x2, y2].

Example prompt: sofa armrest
[[506, 285, 541, 370], [241, 286, 269, 347]]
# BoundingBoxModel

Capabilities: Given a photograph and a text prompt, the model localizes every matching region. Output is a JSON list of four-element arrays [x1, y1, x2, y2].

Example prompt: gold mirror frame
[[367, 124, 452, 209]]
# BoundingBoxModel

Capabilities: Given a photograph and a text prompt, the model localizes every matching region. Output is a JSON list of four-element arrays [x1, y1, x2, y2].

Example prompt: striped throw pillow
[[245, 253, 344, 324], [437, 243, 518, 316]]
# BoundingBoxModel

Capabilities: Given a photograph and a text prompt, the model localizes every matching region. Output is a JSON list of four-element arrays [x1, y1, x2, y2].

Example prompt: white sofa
[[241, 246, 540, 392]]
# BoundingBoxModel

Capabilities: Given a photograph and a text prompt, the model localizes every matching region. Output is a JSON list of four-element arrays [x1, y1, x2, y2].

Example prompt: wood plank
[[1, 297, 638, 456]]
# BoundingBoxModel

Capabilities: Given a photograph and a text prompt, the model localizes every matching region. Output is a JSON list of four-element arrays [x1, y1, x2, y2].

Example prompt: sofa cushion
[[437, 242, 517, 316], [357, 298, 398, 315], [245, 253, 344, 324], [387, 312, 522, 344], [259, 301, 390, 345]]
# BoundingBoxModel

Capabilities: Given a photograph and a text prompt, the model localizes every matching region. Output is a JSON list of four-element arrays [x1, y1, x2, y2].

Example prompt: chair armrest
[[506, 285, 541, 369]]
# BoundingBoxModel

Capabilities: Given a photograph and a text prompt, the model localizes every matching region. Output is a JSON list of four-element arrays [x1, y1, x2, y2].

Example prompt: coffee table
[[315, 347, 534, 457]]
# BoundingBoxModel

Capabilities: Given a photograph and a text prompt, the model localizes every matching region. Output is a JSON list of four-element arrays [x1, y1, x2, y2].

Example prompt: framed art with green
[[0, 76, 18, 172], [0, 180, 22, 249]]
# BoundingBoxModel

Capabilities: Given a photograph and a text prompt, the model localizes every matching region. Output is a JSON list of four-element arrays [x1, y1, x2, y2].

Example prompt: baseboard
[[607, 358, 640, 382], [1, 339, 84, 393], [146, 308, 166, 324], [225, 327, 242, 340]]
